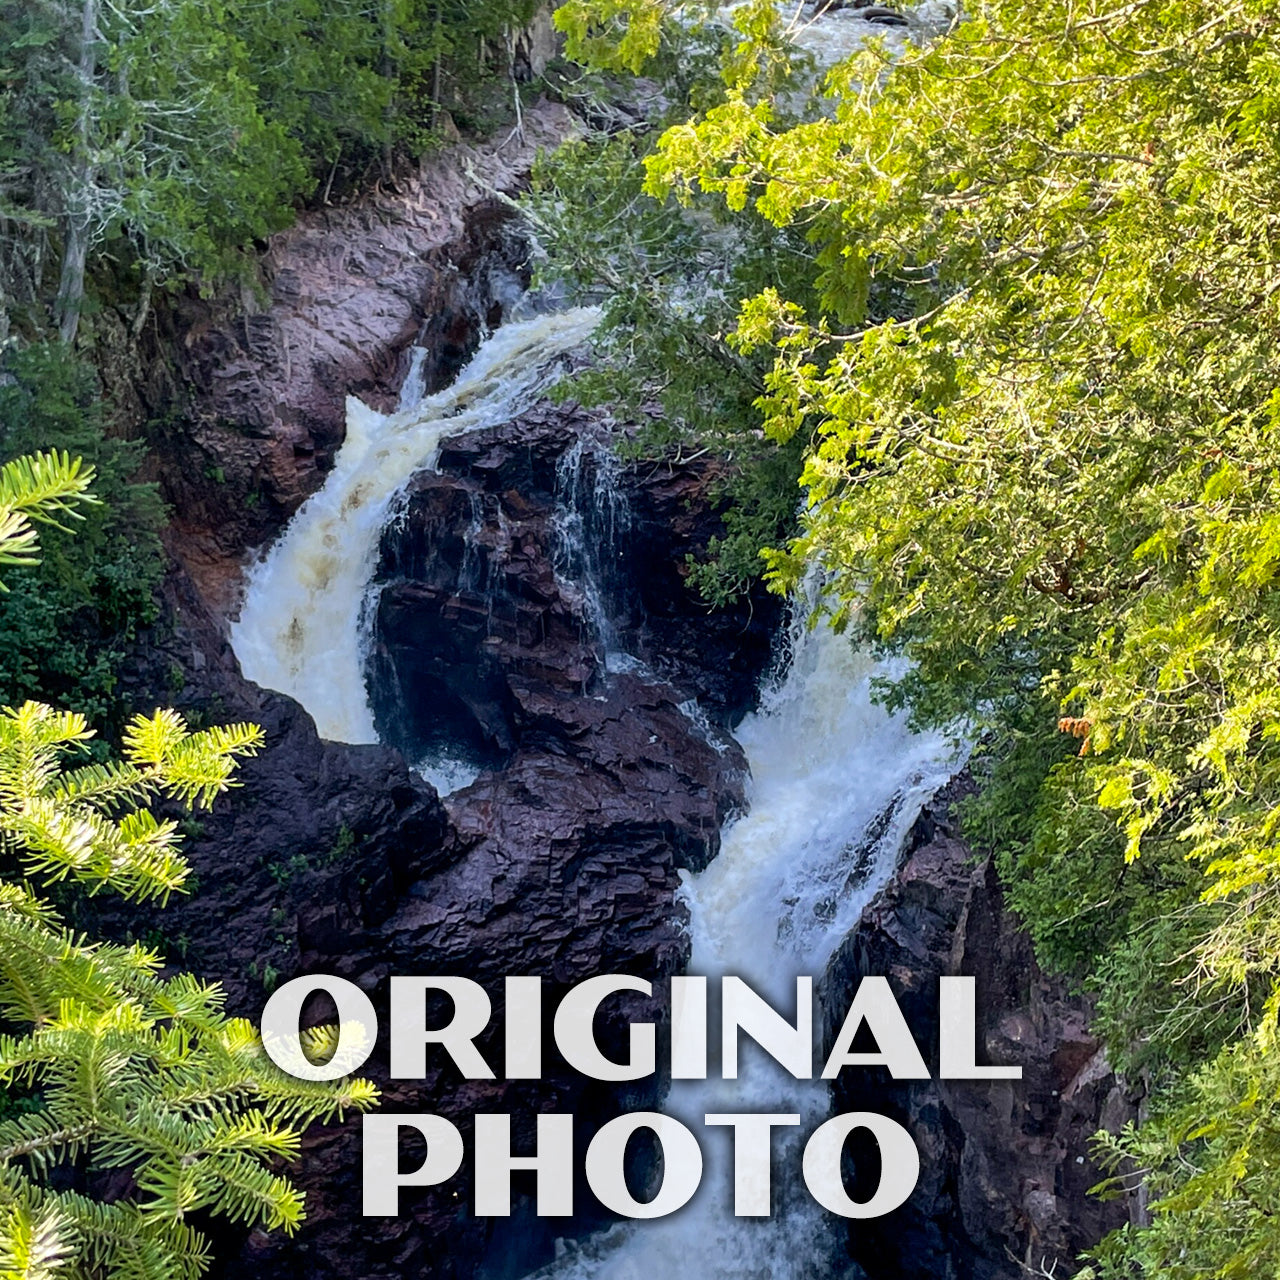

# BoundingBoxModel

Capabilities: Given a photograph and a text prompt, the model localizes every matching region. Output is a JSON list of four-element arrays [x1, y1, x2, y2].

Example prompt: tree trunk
[[431, 4, 443, 128], [53, 0, 97, 345]]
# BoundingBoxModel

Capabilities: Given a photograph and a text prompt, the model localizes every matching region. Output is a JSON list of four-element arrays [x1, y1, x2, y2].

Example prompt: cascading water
[[530, 607, 959, 1280], [229, 288, 958, 1276], [708, 0, 955, 77], [552, 437, 634, 671], [230, 306, 600, 746], [228, 7, 959, 1253], [398, 345, 432, 413]]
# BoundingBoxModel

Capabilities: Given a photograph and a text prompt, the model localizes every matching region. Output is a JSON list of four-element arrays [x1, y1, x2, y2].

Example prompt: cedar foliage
[[0, 452, 376, 1279], [548, 0, 1280, 1272]]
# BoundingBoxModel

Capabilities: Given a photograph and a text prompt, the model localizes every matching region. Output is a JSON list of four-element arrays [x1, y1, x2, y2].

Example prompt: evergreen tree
[[0, 343, 165, 724], [0, 451, 376, 1279]]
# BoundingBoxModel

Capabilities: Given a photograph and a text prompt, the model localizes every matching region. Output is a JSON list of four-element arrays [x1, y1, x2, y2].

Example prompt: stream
[[230, 310, 957, 1277]]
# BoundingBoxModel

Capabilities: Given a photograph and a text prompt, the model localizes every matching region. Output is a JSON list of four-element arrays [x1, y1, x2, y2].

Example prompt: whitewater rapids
[[529, 611, 958, 1280]]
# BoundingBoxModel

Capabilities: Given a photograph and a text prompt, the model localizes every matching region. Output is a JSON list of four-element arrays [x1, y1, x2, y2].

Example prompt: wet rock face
[[229, 403, 777, 1280], [150, 100, 579, 611], [369, 400, 784, 760], [821, 779, 1141, 1280], [120, 389, 783, 1279], [108, 567, 452, 1017]]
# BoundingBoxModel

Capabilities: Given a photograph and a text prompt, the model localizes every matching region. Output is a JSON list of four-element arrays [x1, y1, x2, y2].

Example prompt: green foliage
[[522, 38, 820, 599], [328, 824, 356, 864], [552, 0, 1280, 1269], [0, 0, 549, 339], [1088, 1015, 1280, 1280], [266, 853, 313, 888], [266, 823, 358, 890], [0, 460, 376, 1278], [0, 452, 95, 580], [0, 0, 310, 314], [554, 0, 669, 73], [0, 344, 165, 725], [1080, 1013, 1280, 1274]]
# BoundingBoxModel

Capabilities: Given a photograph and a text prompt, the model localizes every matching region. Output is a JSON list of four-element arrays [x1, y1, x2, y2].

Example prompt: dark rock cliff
[[822, 779, 1142, 1280], [368, 400, 780, 760], [119, 395, 779, 1279]]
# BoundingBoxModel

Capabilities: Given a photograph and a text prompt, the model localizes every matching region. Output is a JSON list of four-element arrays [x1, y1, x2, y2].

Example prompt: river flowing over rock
[[114, 109, 1140, 1280], [151, 98, 580, 613], [123, 388, 775, 1278]]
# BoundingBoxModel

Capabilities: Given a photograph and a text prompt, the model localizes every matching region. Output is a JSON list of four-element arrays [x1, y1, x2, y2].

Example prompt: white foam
[[230, 308, 601, 743]]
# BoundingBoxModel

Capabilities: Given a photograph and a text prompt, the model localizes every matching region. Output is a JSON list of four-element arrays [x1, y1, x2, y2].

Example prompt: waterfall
[[229, 307, 600, 745], [552, 436, 634, 670], [224, 84, 959, 1262], [398, 345, 432, 413], [530, 608, 959, 1280]]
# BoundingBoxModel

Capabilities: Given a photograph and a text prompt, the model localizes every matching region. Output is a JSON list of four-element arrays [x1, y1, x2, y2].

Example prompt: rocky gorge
[[825, 780, 1140, 1280], [103, 96, 1141, 1280]]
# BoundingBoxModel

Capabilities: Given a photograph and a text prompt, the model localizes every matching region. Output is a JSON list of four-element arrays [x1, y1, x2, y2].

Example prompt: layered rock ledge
[[151, 99, 578, 611]]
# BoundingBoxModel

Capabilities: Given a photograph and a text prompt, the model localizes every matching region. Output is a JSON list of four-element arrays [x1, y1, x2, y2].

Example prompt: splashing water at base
[[411, 751, 485, 797], [230, 308, 600, 744], [530, 611, 959, 1280]]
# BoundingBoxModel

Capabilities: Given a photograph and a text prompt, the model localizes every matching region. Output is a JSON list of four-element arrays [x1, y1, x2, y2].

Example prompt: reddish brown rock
[[113, 387, 779, 1279], [822, 778, 1142, 1279], [150, 100, 579, 611], [370, 400, 782, 747]]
